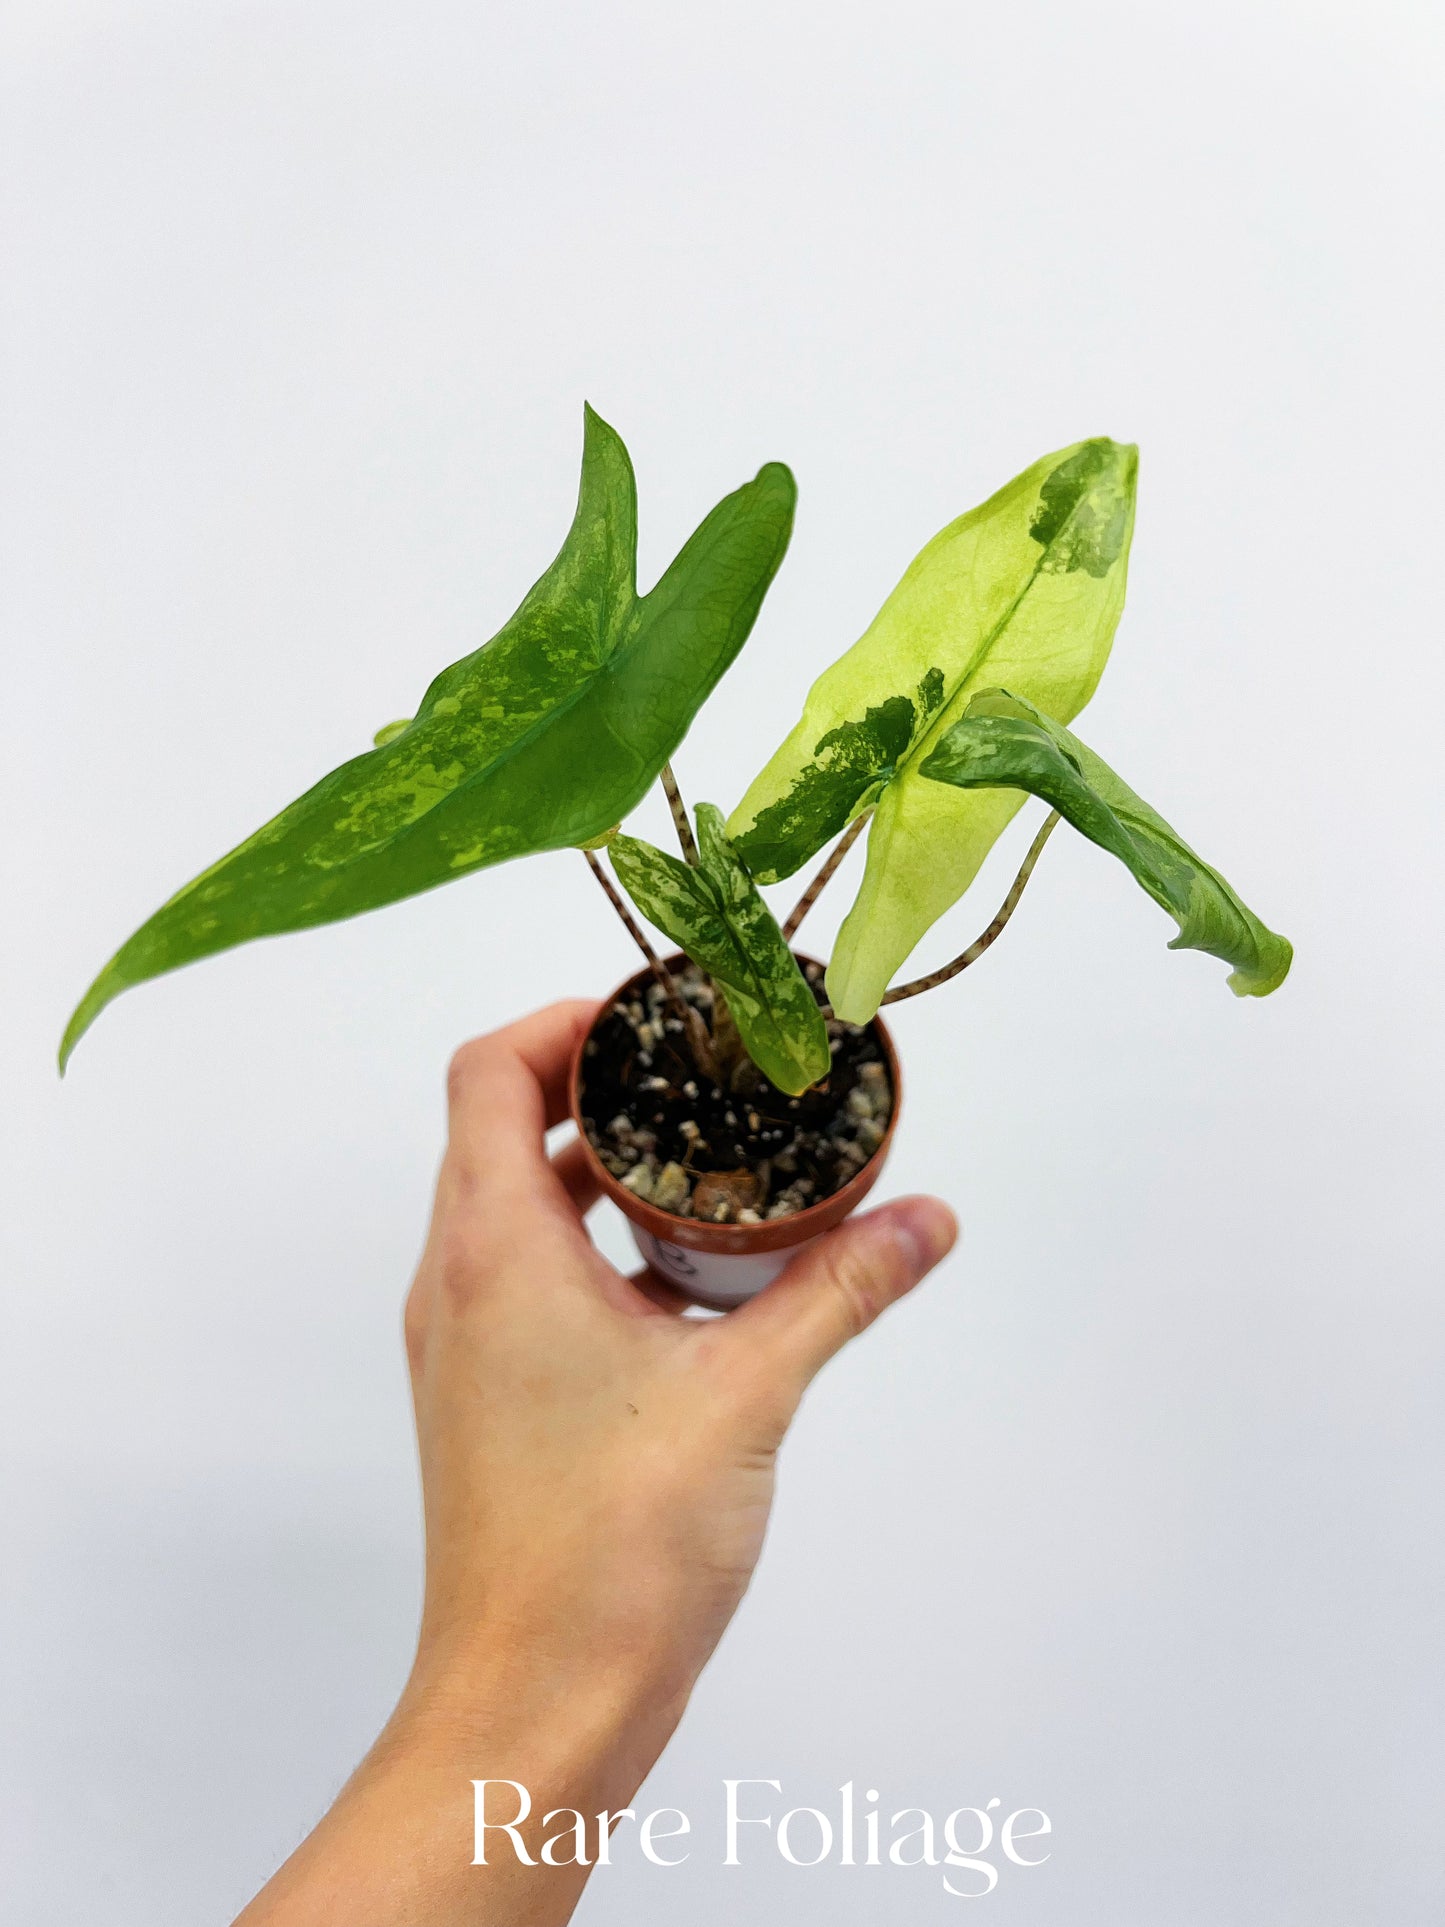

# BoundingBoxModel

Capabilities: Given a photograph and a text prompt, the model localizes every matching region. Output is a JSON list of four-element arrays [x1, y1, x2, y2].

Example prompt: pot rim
[[568, 952, 902, 1255]]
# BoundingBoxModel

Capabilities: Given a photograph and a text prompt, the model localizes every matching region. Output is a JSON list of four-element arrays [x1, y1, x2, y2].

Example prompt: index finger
[[444, 999, 597, 1186]]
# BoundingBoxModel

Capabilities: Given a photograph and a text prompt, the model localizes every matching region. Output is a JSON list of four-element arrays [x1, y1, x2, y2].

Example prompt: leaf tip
[[1227, 933, 1294, 999], [57, 1006, 86, 1078], [822, 963, 880, 1029], [576, 824, 620, 851], [581, 398, 620, 445], [57, 963, 124, 1077], [755, 458, 797, 495]]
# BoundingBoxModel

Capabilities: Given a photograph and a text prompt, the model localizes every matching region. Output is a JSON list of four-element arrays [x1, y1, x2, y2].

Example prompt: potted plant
[[59, 407, 1291, 1307]]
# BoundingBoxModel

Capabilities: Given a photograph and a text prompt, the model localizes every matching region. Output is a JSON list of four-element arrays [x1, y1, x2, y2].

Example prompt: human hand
[[237, 999, 956, 1927]]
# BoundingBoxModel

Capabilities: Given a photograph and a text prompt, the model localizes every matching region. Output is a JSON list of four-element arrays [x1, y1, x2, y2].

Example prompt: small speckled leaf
[[610, 804, 831, 1095], [920, 691, 1292, 996], [727, 438, 1137, 1021], [60, 409, 796, 1070]]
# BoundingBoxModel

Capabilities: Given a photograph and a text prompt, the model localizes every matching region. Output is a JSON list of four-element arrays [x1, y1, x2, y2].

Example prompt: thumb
[[724, 1195, 958, 1399]]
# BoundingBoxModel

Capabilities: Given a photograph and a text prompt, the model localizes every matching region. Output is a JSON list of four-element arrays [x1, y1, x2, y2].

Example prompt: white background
[[3, 2, 1443, 1920]]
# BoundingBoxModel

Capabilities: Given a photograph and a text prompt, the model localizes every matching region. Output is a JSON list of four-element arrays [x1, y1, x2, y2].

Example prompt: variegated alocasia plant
[[60, 416, 1291, 1101]]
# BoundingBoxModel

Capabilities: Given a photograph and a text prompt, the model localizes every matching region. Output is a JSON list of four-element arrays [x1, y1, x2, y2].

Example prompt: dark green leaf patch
[[733, 669, 947, 883], [1029, 439, 1137, 578]]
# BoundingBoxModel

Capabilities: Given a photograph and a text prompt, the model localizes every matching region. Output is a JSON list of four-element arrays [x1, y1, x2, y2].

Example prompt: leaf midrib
[[694, 846, 807, 1077], [891, 473, 1112, 787], [706, 879, 787, 1046], [349, 503, 759, 866]]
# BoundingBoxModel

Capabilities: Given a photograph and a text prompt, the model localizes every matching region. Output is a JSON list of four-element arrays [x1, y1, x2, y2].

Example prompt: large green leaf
[[726, 437, 1137, 1021], [920, 691, 1292, 996], [61, 408, 796, 1070], [610, 804, 831, 1095]]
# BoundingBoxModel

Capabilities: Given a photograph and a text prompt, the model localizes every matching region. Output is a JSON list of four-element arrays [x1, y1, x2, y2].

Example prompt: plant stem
[[582, 849, 720, 1083], [659, 762, 699, 865], [652, 766, 723, 1076], [879, 810, 1061, 1006], [782, 812, 871, 942], [583, 849, 680, 999]]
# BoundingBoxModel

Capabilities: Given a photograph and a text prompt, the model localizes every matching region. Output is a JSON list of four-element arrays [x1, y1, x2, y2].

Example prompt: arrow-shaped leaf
[[610, 804, 831, 1095], [919, 691, 1292, 996], [61, 408, 796, 1070], [727, 437, 1137, 1021]]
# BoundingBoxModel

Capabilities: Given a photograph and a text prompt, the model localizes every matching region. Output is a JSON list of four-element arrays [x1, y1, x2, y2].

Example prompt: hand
[[237, 1000, 957, 1926]]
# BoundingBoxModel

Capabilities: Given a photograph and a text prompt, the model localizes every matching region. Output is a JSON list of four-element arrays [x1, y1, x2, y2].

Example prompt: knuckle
[[821, 1245, 887, 1340], [439, 1142, 483, 1203], [446, 1036, 495, 1106], [432, 1214, 499, 1312], [402, 1283, 429, 1368]]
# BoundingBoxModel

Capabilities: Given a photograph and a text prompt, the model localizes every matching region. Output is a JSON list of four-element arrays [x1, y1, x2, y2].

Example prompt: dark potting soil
[[579, 960, 893, 1225]]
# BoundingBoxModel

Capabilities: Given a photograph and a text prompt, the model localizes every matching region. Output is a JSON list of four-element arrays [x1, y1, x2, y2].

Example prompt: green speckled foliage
[[727, 437, 1137, 1021], [920, 691, 1293, 996], [610, 805, 830, 1095], [61, 409, 795, 1070]]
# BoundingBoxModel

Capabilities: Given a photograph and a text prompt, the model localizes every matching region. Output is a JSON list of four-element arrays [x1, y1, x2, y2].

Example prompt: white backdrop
[[3, 3, 1442, 1921]]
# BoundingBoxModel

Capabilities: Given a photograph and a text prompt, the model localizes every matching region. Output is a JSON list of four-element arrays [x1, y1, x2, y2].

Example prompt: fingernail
[[877, 1197, 958, 1276]]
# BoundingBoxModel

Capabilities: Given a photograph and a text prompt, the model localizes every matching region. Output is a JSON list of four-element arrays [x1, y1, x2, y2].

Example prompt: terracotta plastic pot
[[569, 955, 902, 1310]]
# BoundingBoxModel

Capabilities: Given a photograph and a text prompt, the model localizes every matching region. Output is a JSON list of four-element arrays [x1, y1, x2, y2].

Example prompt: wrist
[[237, 1645, 680, 1927], [391, 1624, 690, 1822]]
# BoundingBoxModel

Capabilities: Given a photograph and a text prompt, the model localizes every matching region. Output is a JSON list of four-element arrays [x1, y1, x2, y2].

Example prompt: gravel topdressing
[[579, 960, 893, 1224]]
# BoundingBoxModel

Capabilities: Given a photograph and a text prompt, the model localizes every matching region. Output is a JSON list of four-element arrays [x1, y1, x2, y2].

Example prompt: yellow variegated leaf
[[728, 439, 1137, 1020]]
